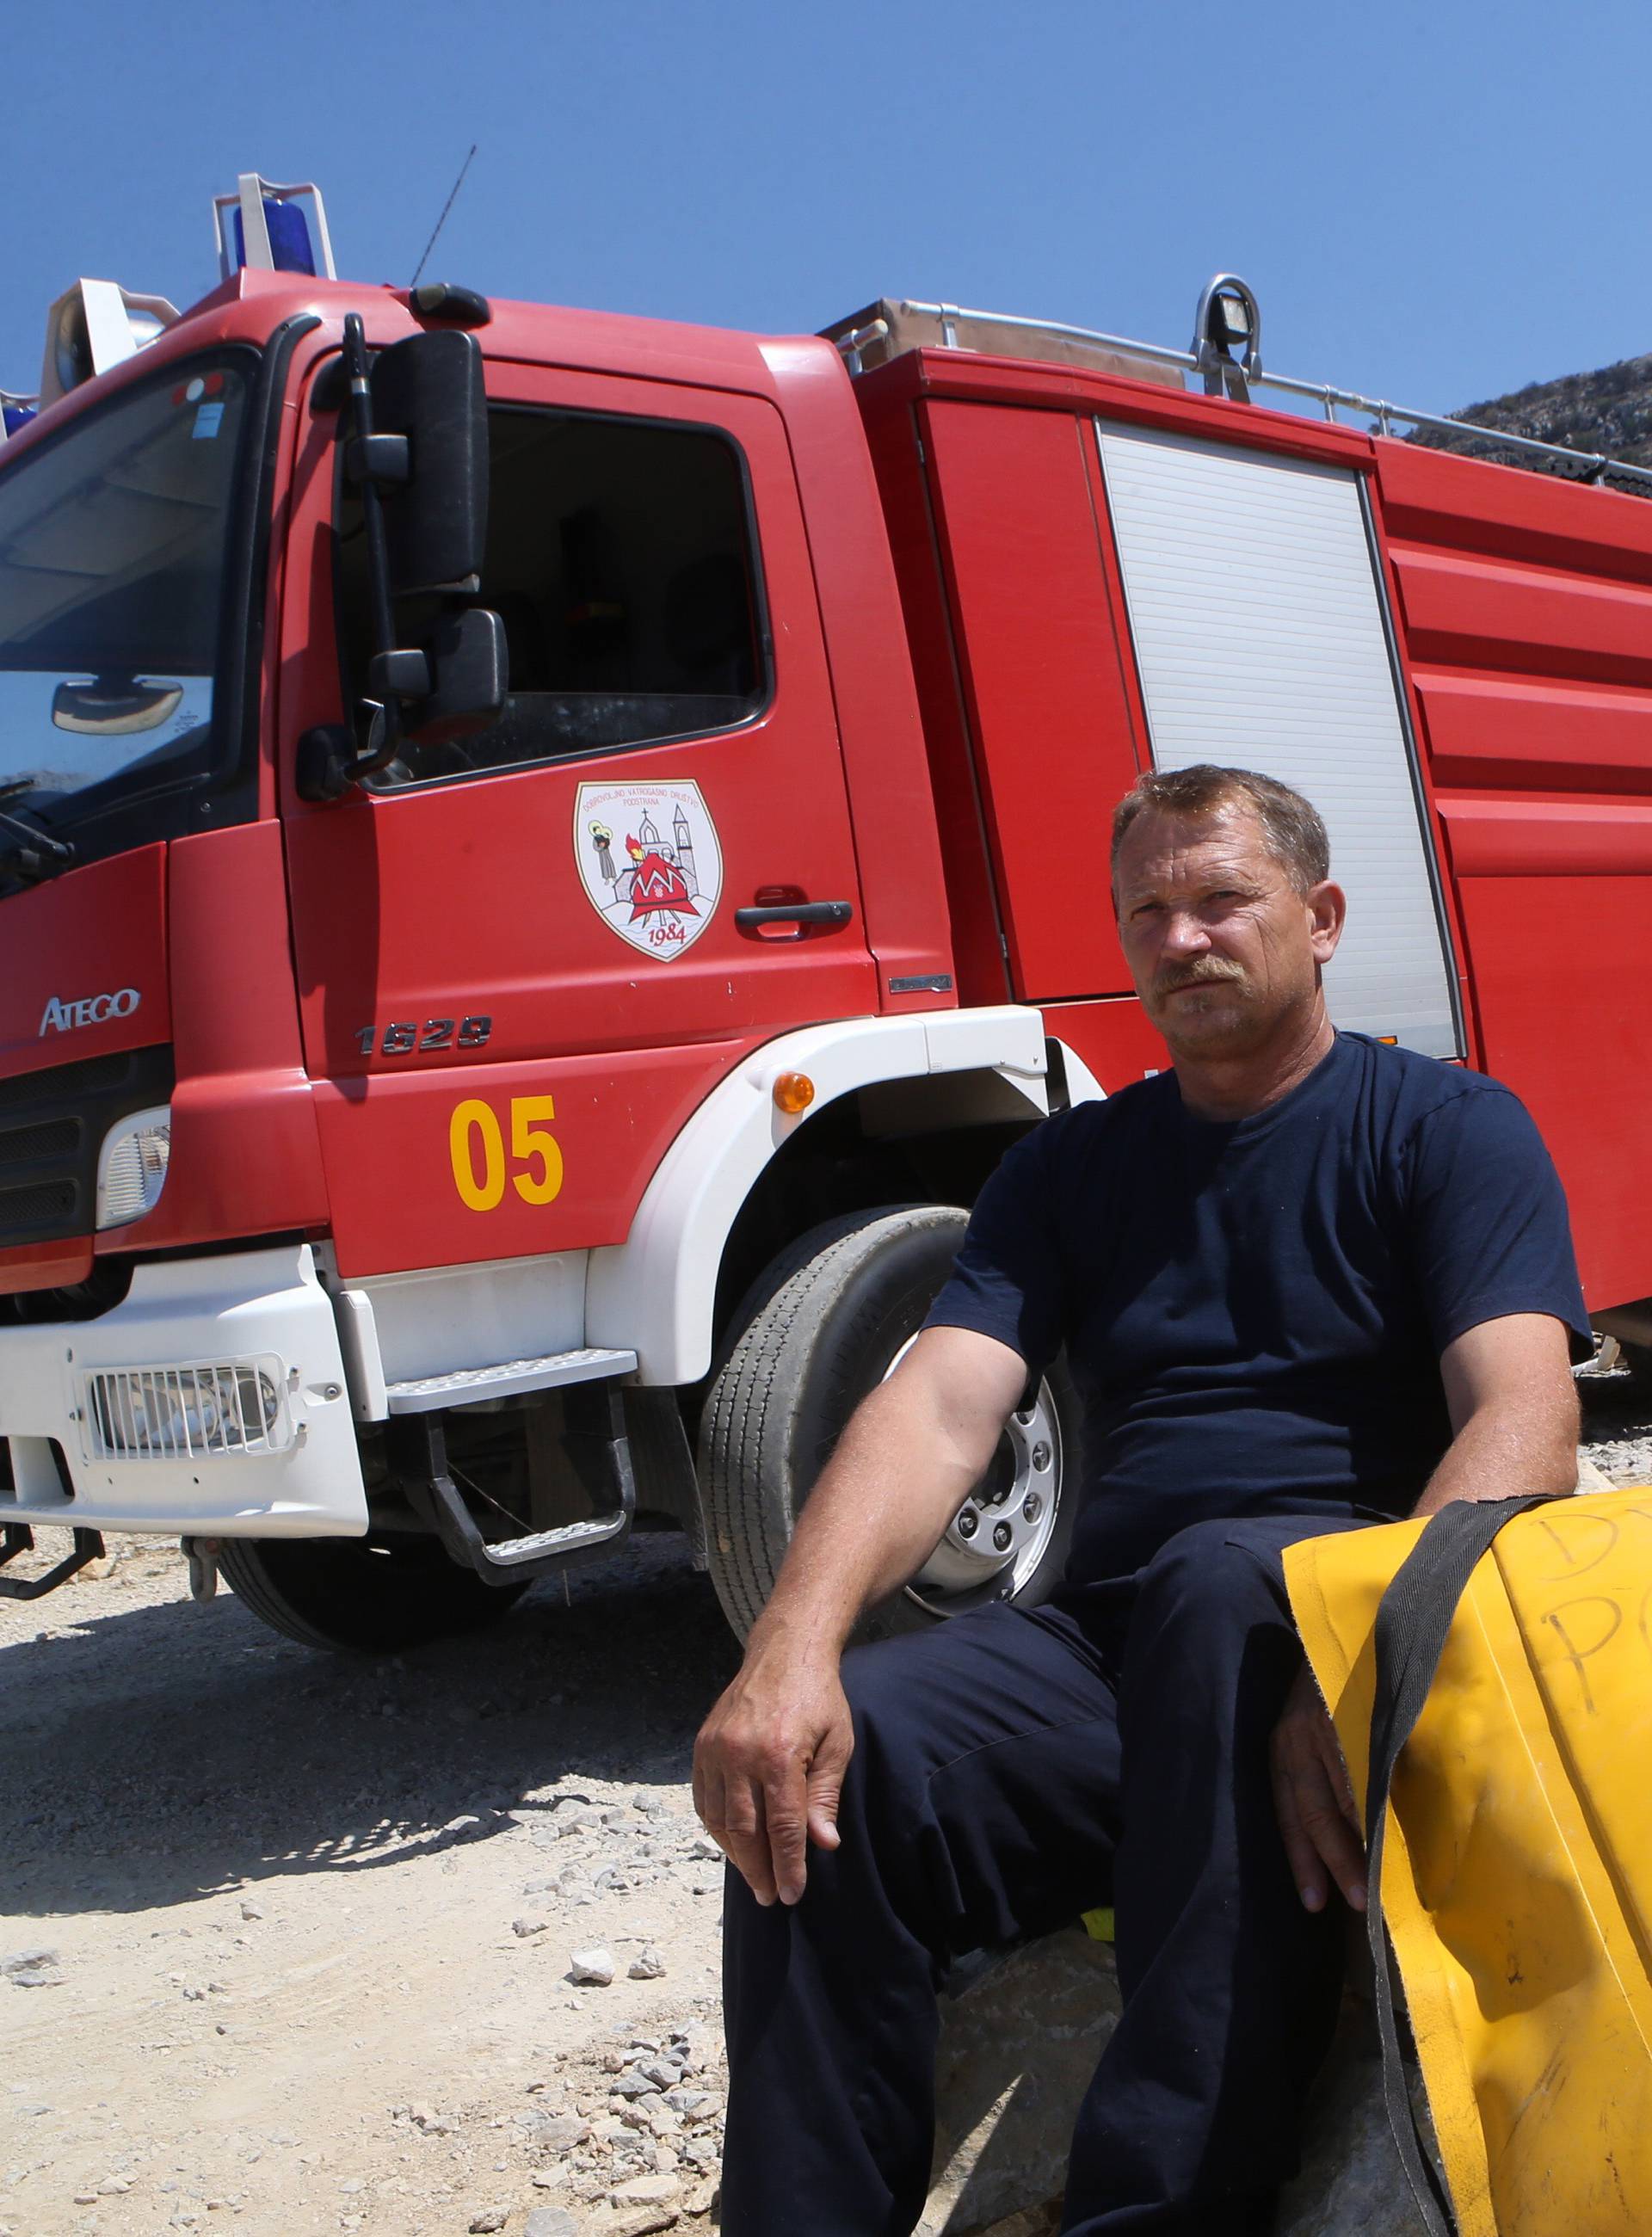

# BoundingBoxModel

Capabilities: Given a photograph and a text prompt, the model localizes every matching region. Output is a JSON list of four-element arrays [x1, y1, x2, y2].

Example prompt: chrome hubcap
[[881, 1336, 1063, 1606]]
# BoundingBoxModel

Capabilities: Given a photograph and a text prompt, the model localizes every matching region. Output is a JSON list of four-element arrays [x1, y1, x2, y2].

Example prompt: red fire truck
[[1, 176, 1645, 1651]]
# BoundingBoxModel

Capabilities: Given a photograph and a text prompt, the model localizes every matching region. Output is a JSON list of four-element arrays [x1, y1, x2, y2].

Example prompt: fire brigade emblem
[[573, 780, 724, 961]]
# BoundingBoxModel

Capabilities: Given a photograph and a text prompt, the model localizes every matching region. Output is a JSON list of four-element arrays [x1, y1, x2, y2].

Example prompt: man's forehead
[[1113, 804, 1273, 887]]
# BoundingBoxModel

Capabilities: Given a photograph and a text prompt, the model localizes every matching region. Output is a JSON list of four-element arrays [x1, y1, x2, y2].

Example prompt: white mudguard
[[586, 1007, 1052, 1383]]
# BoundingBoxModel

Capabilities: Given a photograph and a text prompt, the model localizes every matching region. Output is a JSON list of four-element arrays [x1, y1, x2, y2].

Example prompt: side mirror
[[297, 609, 508, 801], [367, 329, 488, 595], [306, 314, 504, 803], [405, 607, 508, 746]]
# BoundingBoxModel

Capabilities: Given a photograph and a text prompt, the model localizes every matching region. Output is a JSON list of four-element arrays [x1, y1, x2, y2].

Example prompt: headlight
[[96, 1106, 171, 1229], [84, 1359, 293, 1460]]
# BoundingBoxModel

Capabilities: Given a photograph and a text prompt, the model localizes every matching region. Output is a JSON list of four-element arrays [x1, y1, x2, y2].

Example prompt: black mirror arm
[[352, 699, 402, 780], [340, 313, 404, 779]]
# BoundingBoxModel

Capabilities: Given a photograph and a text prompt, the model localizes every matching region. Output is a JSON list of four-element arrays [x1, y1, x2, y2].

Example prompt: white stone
[[0, 1949, 59, 1975], [523, 2209, 577, 2237], [610, 2171, 679, 2204]]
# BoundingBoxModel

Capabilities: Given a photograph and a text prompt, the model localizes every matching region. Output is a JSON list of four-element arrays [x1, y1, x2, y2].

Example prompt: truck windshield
[[0, 354, 253, 872]]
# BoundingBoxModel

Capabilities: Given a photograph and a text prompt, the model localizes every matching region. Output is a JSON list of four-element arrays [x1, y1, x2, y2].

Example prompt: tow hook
[[182, 1537, 221, 1604]]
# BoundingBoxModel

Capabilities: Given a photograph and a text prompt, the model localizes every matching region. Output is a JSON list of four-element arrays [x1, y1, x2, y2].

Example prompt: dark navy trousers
[[720, 1514, 1370, 2235]]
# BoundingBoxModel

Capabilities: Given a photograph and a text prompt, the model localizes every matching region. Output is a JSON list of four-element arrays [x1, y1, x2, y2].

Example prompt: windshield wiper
[[0, 804, 75, 885]]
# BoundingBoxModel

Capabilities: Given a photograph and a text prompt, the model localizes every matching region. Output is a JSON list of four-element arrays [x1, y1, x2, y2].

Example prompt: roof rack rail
[[827, 275, 1652, 496]]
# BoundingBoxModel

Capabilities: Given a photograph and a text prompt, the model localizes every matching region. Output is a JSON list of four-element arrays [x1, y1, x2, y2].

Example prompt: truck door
[[279, 358, 875, 1280]]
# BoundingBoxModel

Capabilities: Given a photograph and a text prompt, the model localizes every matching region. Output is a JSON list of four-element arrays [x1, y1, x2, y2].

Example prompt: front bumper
[[0, 1243, 367, 1537]]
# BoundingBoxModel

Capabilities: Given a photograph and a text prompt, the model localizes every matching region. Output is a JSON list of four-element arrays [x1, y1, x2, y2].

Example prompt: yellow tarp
[[1284, 1491, 1652, 2237]]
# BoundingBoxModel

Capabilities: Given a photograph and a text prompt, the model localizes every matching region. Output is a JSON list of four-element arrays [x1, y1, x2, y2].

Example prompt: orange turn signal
[[773, 1071, 816, 1115]]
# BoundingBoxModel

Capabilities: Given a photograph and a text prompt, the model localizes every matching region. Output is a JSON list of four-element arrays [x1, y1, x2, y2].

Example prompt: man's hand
[[692, 1327, 1028, 1907], [1269, 1662, 1366, 1914], [693, 1647, 854, 1907]]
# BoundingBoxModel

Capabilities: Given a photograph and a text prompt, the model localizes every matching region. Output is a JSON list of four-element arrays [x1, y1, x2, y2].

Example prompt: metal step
[[422, 1505, 632, 1571], [390, 1383, 637, 1587], [385, 1347, 637, 1414]]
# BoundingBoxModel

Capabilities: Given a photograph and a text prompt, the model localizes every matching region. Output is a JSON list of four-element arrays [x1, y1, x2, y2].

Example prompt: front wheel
[[218, 1532, 527, 1655], [699, 1206, 1079, 1642]]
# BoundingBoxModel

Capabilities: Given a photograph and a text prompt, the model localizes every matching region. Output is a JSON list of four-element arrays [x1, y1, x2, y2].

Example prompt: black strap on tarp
[[1362, 1492, 1563, 2236]]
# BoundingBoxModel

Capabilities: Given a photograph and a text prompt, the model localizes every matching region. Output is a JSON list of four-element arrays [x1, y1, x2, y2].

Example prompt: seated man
[[694, 764, 1588, 2236]]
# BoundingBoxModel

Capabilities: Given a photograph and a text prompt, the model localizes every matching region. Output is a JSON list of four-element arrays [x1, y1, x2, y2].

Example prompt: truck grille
[[0, 1047, 175, 1253], [3, 1120, 79, 1162], [0, 1181, 77, 1229], [0, 1052, 131, 1111]]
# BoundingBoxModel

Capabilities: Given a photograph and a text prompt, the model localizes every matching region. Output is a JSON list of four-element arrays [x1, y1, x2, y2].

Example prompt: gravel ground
[[3, 1364, 1649, 2237], [0, 1530, 741, 2237]]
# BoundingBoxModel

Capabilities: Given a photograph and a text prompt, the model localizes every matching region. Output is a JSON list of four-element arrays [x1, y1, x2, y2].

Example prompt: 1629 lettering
[[354, 1016, 493, 1057]]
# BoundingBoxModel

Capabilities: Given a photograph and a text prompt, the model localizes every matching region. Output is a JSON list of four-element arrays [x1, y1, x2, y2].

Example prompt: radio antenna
[[410, 144, 478, 288]]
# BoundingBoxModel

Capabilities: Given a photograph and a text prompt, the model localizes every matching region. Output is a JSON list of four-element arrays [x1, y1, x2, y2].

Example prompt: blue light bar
[[1, 389, 39, 444], [213, 176, 336, 283], [232, 195, 316, 277]]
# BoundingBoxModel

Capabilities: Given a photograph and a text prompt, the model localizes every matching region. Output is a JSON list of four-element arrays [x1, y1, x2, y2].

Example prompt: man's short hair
[[1111, 765, 1331, 894]]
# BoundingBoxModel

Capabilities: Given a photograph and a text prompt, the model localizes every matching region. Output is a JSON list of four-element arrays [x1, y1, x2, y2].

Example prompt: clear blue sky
[[5, 0, 1649, 422]]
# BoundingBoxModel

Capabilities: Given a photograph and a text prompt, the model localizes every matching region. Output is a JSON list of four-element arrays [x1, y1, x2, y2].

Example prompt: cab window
[[336, 404, 769, 788]]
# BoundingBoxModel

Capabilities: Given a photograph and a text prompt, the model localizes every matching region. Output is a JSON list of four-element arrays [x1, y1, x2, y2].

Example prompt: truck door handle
[[734, 900, 854, 940]]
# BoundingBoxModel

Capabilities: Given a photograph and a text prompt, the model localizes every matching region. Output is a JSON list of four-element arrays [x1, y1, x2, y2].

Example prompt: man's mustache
[[1153, 961, 1248, 999]]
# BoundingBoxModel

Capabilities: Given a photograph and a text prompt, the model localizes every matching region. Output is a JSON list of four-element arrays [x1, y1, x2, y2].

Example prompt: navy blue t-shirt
[[925, 1034, 1590, 1587]]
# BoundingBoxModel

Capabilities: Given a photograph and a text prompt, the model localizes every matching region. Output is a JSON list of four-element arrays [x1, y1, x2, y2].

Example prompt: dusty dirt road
[[5, 1365, 1651, 2237], [0, 1531, 742, 2237]]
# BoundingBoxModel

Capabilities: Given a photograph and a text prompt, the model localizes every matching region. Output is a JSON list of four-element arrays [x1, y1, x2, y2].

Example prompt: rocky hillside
[[1415, 348, 1652, 491]]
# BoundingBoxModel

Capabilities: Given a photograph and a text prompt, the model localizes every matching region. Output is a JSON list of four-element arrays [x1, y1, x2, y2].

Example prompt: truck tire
[[700, 1206, 1078, 1642], [217, 1533, 527, 1655]]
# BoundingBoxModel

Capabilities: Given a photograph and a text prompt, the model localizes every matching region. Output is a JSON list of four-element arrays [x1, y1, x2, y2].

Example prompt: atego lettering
[[39, 989, 141, 1036]]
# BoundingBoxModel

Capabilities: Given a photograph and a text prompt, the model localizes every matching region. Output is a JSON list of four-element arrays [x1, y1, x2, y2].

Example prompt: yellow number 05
[[449, 1096, 564, 1212]]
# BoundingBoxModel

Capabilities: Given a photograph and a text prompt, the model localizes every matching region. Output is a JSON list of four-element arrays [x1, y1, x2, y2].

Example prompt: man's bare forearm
[[1411, 1408, 1577, 1516], [1413, 1314, 1580, 1519], [746, 1359, 1007, 1663], [694, 1329, 1025, 1903], [1411, 1391, 1579, 1518]]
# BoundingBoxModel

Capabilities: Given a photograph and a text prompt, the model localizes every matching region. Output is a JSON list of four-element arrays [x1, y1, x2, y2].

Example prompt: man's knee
[[836, 1606, 1113, 1869], [1136, 1516, 1293, 1629], [820, 1629, 966, 1870], [795, 1632, 983, 1937], [841, 1630, 930, 1756], [835, 1625, 976, 1841], [839, 1605, 1029, 1770]]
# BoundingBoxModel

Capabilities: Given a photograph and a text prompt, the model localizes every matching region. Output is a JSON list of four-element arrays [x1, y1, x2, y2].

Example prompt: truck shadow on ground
[[1, 1534, 740, 1920], [9, 1375, 1645, 1928]]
